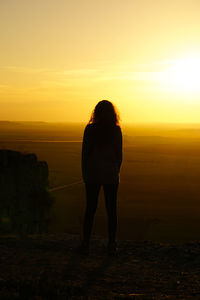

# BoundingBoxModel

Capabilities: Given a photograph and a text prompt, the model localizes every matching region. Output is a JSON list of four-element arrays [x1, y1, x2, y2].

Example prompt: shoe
[[107, 241, 118, 257], [76, 241, 90, 256]]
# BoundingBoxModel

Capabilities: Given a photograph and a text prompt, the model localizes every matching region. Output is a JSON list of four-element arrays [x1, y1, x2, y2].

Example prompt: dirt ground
[[1, 233, 200, 299]]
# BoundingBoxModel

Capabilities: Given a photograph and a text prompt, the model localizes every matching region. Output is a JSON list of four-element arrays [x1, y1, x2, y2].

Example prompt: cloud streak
[[0, 60, 173, 93]]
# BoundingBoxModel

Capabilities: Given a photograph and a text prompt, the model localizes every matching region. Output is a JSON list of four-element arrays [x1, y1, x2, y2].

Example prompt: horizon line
[[1, 120, 200, 125]]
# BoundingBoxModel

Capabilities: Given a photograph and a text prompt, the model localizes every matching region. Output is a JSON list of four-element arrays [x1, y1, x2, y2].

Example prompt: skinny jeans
[[83, 183, 118, 243]]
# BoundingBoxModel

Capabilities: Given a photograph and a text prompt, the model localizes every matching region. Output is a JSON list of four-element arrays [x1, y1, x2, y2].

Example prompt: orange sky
[[1, 0, 200, 123]]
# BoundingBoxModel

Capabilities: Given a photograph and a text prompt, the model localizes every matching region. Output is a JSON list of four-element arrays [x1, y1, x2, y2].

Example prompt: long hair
[[89, 100, 120, 126], [88, 100, 120, 146]]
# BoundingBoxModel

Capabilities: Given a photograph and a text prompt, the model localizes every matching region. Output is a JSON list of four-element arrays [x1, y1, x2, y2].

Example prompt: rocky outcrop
[[0, 149, 53, 237]]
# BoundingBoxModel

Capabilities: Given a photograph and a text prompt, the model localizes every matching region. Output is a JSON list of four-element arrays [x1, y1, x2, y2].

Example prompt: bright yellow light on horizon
[[160, 56, 200, 94], [1, 1, 200, 123]]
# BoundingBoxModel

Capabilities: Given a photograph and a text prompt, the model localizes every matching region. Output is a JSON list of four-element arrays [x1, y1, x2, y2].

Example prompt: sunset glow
[[160, 56, 200, 94], [1, 0, 200, 123]]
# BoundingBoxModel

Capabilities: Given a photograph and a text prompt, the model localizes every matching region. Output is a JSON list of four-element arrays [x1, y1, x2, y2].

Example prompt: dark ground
[[1, 233, 200, 300]]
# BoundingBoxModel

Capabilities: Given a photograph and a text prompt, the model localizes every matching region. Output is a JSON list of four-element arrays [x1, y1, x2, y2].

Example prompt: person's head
[[89, 100, 120, 126]]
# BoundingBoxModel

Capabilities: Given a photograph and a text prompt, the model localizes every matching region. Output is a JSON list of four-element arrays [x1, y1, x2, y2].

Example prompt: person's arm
[[81, 125, 92, 180], [115, 126, 123, 171]]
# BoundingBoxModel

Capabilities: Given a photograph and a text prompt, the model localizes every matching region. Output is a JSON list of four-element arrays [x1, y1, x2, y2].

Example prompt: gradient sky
[[1, 0, 200, 123]]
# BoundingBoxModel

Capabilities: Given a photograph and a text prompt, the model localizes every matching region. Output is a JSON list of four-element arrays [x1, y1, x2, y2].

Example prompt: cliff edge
[[0, 149, 53, 237]]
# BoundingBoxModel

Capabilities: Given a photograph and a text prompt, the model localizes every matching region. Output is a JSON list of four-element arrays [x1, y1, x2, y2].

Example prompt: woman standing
[[80, 100, 123, 256]]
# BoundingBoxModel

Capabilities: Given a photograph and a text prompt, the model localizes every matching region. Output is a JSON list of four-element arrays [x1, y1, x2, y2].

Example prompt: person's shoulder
[[84, 123, 95, 134], [115, 125, 122, 133], [113, 125, 122, 140], [115, 125, 121, 129], [85, 123, 95, 130], [87, 122, 99, 126]]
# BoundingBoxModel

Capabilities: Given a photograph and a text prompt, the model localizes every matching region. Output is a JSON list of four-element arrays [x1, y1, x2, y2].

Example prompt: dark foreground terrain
[[1, 234, 200, 300]]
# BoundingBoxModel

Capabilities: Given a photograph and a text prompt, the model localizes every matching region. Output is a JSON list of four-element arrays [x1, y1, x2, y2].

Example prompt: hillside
[[1, 233, 200, 299]]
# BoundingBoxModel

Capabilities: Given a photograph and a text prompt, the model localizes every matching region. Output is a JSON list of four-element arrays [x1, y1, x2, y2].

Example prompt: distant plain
[[1, 121, 200, 242]]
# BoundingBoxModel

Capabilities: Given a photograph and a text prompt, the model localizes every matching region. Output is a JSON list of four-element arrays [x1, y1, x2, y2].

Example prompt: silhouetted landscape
[[1, 121, 200, 241], [1, 121, 200, 299]]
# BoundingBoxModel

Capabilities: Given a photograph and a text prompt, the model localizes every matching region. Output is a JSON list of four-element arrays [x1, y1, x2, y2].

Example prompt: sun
[[161, 56, 200, 94]]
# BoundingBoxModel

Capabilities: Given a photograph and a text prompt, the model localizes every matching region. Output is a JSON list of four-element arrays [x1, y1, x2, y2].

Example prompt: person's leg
[[103, 183, 118, 244], [82, 183, 101, 244]]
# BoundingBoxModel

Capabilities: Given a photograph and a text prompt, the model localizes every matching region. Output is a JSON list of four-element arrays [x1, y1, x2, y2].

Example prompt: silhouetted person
[[79, 100, 123, 256]]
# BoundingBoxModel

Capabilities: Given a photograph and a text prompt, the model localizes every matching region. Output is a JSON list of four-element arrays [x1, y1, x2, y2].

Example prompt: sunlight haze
[[1, 0, 200, 123]]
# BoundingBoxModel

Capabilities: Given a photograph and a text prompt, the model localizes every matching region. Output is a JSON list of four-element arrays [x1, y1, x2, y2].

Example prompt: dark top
[[81, 123, 122, 184]]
